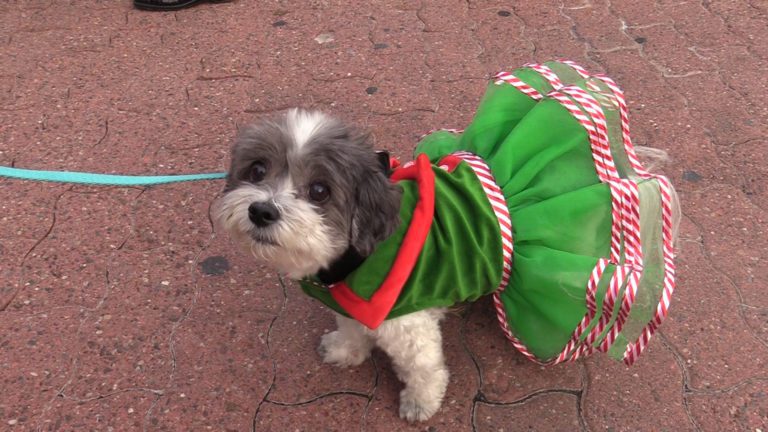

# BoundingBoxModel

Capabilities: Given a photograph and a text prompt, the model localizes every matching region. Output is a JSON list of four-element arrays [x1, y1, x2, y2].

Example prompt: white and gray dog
[[213, 109, 444, 421], [213, 108, 678, 422]]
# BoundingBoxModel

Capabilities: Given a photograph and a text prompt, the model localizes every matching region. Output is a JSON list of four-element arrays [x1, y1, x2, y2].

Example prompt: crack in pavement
[[576, 361, 590, 432], [577, 0, 768, 216], [430, 76, 488, 83], [462, 301, 587, 431], [265, 390, 370, 407], [33, 267, 113, 431], [358, 354, 380, 432], [369, 107, 439, 117], [116, 187, 148, 251], [85, 115, 121, 155], [414, 1, 443, 34], [557, 1, 602, 68], [606, 0, 706, 78], [463, 6, 488, 68], [58, 387, 165, 403], [196, 74, 256, 81], [619, 5, 766, 122], [310, 73, 376, 83], [142, 213, 217, 431], [698, 134, 766, 212], [658, 332, 705, 431], [507, 4, 537, 58], [2, 185, 71, 312], [249, 273, 288, 432], [457, 303, 484, 432], [698, 0, 766, 61], [683, 209, 768, 350], [473, 389, 586, 432]]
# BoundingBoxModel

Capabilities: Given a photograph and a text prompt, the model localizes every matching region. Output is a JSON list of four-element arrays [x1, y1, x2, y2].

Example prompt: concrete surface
[[1, 0, 766, 431]]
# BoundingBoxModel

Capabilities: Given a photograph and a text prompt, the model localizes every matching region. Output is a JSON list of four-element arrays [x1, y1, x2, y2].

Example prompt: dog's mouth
[[250, 231, 280, 246]]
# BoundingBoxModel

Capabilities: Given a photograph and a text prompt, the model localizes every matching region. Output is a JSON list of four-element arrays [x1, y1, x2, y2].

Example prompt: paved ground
[[1, 0, 766, 431]]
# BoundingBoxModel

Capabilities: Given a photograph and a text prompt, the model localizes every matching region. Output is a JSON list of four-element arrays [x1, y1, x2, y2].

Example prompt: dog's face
[[213, 109, 401, 279]]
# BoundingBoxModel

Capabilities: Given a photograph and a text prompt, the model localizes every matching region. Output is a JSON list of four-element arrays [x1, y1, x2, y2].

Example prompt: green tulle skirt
[[415, 60, 677, 365]]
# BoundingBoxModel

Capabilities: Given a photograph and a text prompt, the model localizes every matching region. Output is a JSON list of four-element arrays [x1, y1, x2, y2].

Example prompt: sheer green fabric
[[302, 61, 670, 363], [417, 62, 668, 362]]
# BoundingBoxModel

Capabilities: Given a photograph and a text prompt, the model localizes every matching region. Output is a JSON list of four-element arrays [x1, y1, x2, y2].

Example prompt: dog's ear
[[351, 158, 401, 257]]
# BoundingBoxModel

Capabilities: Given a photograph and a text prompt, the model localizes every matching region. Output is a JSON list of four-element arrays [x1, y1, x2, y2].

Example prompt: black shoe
[[134, 0, 228, 11]]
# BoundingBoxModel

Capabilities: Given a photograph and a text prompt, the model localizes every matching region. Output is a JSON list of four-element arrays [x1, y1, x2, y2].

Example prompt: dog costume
[[300, 60, 676, 366]]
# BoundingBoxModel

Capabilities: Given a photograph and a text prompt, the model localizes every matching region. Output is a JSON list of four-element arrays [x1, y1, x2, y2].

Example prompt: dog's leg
[[373, 308, 449, 422], [319, 312, 374, 367]]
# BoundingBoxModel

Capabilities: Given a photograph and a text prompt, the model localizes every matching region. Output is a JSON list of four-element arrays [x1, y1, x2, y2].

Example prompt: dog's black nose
[[248, 202, 280, 227]]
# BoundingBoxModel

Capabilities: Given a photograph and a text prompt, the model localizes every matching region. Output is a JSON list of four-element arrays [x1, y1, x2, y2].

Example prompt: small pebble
[[314, 33, 334, 44], [498, 10, 512, 17], [683, 170, 702, 182]]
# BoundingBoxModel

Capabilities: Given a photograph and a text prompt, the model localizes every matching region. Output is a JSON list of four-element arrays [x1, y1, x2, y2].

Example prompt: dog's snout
[[248, 202, 280, 227]]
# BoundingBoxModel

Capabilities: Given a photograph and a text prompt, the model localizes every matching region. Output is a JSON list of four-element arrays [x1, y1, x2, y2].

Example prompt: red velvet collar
[[328, 153, 436, 329]]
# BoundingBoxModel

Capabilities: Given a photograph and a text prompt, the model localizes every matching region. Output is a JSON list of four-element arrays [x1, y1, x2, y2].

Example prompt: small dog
[[214, 105, 680, 422], [213, 109, 448, 421]]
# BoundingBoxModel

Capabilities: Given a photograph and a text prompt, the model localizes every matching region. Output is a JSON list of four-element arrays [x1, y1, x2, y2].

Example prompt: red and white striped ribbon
[[596, 182, 644, 354], [524, 63, 564, 90], [494, 63, 627, 363], [494, 71, 543, 100], [484, 60, 676, 365], [570, 263, 628, 360], [530, 67, 647, 361], [558, 60, 677, 365], [554, 84, 644, 359], [552, 258, 609, 364], [453, 151, 514, 290], [450, 151, 550, 363], [577, 178, 647, 357], [623, 176, 676, 365], [559, 59, 591, 79]]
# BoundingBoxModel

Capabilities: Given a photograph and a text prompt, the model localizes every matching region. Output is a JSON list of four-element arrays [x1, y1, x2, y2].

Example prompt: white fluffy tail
[[633, 146, 670, 172]]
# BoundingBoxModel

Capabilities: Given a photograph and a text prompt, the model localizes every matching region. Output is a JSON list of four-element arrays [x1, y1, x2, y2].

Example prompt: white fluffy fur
[[212, 182, 345, 278], [319, 308, 449, 422], [286, 108, 331, 150], [215, 109, 453, 422]]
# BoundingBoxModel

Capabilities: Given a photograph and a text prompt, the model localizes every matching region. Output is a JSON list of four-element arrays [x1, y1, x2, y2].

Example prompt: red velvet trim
[[329, 153, 436, 329], [435, 154, 462, 173]]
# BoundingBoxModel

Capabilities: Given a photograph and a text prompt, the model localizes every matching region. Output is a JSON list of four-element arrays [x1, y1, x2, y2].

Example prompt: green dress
[[300, 60, 676, 366]]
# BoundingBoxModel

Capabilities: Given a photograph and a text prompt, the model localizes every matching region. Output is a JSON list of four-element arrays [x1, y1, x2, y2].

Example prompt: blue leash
[[0, 166, 226, 186]]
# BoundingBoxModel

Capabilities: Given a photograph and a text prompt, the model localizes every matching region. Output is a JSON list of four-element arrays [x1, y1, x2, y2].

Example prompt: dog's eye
[[308, 181, 330, 203], [249, 160, 268, 183]]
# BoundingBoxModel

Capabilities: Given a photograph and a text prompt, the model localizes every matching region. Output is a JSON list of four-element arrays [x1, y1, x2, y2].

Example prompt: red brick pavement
[[0, 1, 766, 431]]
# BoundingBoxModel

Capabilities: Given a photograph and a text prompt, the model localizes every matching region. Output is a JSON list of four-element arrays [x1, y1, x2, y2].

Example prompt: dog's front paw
[[318, 330, 370, 368], [398, 388, 442, 422]]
